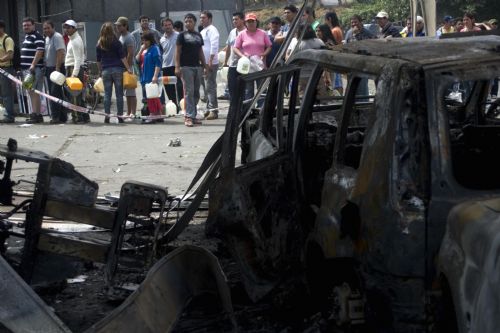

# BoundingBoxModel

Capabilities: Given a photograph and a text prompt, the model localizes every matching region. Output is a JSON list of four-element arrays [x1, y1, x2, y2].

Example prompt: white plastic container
[[217, 68, 228, 84], [236, 56, 250, 75], [220, 66, 229, 78], [218, 51, 226, 65], [49, 71, 66, 86], [161, 76, 177, 85], [145, 82, 161, 99], [217, 83, 226, 97], [165, 101, 177, 116], [93, 77, 104, 93]]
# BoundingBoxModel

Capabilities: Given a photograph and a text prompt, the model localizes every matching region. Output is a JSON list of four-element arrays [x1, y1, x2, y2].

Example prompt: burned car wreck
[[2, 34, 500, 332], [207, 35, 500, 332]]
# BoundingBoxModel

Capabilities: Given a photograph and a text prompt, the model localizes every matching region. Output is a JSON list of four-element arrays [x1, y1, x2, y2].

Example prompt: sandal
[[184, 117, 193, 127]]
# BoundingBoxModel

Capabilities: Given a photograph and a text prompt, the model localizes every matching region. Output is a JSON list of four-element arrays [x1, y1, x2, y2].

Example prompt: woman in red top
[[325, 11, 343, 44]]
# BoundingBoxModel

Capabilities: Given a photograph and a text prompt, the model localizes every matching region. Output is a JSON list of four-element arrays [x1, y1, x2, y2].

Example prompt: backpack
[[2, 35, 21, 71]]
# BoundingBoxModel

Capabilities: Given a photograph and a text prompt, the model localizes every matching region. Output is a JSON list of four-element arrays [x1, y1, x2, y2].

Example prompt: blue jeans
[[102, 67, 124, 115], [0, 66, 15, 120]]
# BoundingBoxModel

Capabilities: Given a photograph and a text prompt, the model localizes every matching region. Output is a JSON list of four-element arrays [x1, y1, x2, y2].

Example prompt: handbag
[[123, 72, 138, 89]]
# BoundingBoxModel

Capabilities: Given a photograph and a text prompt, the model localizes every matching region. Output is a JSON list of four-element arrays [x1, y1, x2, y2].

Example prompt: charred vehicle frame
[[208, 35, 500, 332]]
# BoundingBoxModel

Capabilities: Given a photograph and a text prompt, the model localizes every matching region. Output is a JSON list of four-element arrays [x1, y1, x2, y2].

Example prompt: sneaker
[[193, 118, 202, 125], [0, 118, 15, 124], [218, 94, 229, 100], [206, 111, 218, 120], [184, 117, 193, 127]]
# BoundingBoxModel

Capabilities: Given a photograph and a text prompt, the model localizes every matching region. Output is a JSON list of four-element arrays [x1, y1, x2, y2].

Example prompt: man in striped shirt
[[21, 17, 45, 123]]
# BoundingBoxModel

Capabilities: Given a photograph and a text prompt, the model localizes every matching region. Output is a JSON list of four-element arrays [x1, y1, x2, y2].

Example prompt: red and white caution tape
[[0, 68, 227, 121]]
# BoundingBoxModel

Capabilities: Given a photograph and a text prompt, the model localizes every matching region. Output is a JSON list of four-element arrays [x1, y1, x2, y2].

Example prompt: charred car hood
[[440, 197, 500, 333]]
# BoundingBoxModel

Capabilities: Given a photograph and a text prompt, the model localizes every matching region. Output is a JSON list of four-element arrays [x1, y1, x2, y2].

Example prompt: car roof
[[341, 35, 500, 65], [292, 35, 500, 70]]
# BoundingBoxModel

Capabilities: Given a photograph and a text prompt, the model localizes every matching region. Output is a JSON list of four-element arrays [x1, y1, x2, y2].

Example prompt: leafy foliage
[[340, 0, 410, 26]]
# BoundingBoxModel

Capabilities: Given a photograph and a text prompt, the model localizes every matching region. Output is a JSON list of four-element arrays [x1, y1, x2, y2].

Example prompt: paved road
[[0, 102, 229, 197]]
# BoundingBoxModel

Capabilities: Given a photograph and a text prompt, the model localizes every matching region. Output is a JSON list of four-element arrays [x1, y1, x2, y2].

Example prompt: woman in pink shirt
[[233, 13, 272, 100]]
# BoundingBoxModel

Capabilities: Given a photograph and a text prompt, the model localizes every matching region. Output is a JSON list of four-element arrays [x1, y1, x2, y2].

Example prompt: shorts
[[124, 88, 136, 97], [22, 67, 44, 91]]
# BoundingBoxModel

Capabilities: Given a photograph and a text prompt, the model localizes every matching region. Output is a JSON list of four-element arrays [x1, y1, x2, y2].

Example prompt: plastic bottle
[[22, 73, 35, 89], [161, 76, 177, 85], [236, 56, 250, 75], [166, 101, 177, 116], [145, 83, 161, 98]]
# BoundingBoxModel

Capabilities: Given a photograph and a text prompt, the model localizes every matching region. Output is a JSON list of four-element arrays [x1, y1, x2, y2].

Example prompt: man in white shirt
[[223, 12, 245, 101], [160, 18, 183, 112], [200, 11, 219, 120], [43, 20, 66, 123], [63, 19, 89, 123]]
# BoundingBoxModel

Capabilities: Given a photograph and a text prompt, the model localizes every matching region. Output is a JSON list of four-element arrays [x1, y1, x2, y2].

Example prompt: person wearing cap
[[63, 18, 89, 123], [401, 16, 425, 37], [489, 19, 498, 30], [223, 12, 246, 102], [233, 13, 272, 100], [20, 17, 45, 123], [115, 16, 137, 118], [199, 11, 220, 120], [175, 13, 208, 127], [266, 16, 282, 68], [375, 11, 401, 38], [43, 20, 67, 123], [0, 19, 16, 124], [436, 16, 455, 38]]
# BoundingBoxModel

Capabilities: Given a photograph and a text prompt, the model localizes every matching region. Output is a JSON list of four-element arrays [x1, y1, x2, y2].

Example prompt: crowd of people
[[0, 7, 499, 126]]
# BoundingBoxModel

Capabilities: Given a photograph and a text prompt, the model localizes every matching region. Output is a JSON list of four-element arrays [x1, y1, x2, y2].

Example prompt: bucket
[[166, 101, 177, 116], [145, 82, 161, 99], [93, 77, 104, 93], [123, 72, 137, 89], [236, 56, 250, 75], [50, 71, 66, 86]]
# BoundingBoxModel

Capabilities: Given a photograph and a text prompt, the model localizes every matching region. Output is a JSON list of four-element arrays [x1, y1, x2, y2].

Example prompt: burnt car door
[[207, 66, 303, 301]]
